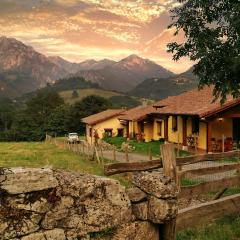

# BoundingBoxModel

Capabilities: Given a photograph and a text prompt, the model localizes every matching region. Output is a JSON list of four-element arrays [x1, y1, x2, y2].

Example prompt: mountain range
[[72, 54, 175, 92], [0, 36, 197, 99], [0, 37, 68, 98]]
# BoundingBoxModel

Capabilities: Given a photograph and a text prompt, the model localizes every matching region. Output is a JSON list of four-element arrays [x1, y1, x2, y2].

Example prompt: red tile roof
[[83, 87, 240, 124], [120, 87, 240, 121], [153, 87, 240, 118], [82, 109, 126, 125], [118, 105, 158, 121]]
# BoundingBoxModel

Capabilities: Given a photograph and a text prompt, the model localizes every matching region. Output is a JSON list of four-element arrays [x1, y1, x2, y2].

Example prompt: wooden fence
[[45, 134, 122, 166], [45, 134, 98, 159], [45, 134, 153, 164], [104, 146, 240, 239]]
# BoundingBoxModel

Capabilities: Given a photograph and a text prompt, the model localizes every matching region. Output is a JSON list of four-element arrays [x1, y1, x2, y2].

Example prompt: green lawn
[[59, 88, 121, 104], [177, 215, 240, 240], [104, 137, 190, 157], [0, 142, 130, 186]]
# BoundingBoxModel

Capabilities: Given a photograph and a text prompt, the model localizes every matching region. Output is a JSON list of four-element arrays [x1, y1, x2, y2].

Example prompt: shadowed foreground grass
[[0, 142, 130, 186], [177, 215, 240, 240]]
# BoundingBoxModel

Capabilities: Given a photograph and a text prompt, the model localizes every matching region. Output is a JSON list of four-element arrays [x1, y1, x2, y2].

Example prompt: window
[[172, 116, 178, 132], [117, 128, 124, 137], [192, 117, 200, 134], [156, 121, 162, 136], [140, 122, 144, 133], [104, 128, 113, 137], [89, 128, 92, 137]]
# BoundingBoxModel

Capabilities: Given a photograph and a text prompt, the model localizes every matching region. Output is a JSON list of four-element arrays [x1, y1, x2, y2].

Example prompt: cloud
[[140, 28, 193, 73], [0, 0, 192, 73]]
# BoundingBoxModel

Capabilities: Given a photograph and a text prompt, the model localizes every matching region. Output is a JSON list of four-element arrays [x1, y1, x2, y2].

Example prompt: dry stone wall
[[0, 168, 178, 240]]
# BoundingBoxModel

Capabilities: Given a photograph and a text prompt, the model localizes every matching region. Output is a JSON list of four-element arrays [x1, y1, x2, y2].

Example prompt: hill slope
[[19, 76, 142, 108], [129, 67, 198, 100]]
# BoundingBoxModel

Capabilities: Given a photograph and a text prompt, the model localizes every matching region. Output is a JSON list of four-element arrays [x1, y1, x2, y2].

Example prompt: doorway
[[117, 128, 124, 137], [233, 118, 240, 147]]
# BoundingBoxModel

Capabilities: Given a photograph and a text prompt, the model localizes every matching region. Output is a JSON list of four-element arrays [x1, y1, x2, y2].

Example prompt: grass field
[[59, 88, 122, 104], [0, 142, 103, 174], [177, 215, 240, 240], [104, 137, 190, 157], [0, 141, 130, 186]]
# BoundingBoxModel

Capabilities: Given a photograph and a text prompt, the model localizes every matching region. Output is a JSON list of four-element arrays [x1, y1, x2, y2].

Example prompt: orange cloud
[[0, 0, 192, 73]]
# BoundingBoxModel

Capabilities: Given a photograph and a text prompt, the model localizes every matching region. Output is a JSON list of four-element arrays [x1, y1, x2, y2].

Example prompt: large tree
[[13, 90, 65, 141], [168, 1, 240, 102], [67, 95, 112, 134]]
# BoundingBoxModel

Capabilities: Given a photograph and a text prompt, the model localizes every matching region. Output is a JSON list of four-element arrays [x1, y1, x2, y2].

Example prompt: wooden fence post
[[95, 147, 100, 164], [125, 145, 129, 162], [160, 143, 178, 240], [177, 133, 180, 157], [100, 146, 104, 166], [149, 147, 152, 161], [222, 134, 225, 153], [113, 147, 116, 162], [82, 143, 85, 155]]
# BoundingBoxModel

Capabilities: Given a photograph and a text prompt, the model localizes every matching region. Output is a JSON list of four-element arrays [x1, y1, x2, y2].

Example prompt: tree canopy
[[168, 0, 240, 102], [0, 93, 112, 141], [67, 95, 112, 134]]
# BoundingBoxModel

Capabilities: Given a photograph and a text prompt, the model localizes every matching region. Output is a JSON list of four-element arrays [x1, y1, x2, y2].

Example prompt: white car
[[67, 133, 80, 143]]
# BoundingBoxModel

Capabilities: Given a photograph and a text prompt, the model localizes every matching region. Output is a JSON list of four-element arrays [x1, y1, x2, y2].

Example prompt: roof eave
[[82, 112, 125, 125], [200, 99, 240, 118]]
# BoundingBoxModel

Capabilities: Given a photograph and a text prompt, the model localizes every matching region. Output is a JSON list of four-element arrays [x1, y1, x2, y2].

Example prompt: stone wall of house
[[0, 168, 178, 240]]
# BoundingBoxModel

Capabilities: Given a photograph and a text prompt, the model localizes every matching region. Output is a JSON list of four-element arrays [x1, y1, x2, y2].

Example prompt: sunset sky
[[0, 0, 193, 73]]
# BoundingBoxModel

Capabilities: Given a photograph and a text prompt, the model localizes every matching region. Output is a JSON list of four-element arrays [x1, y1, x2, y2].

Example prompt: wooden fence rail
[[177, 193, 240, 231], [104, 160, 162, 176], [179, 163, 240, 179], [104, 150, 240, 176], [180, 175, 240, 198]]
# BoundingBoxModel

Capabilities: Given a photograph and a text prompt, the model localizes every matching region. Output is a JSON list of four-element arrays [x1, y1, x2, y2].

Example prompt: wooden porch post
[[207, 121, 213, 153], [164, 116, 169, 141], [126, 121, 130, 138], [182, 116, 187, 146]]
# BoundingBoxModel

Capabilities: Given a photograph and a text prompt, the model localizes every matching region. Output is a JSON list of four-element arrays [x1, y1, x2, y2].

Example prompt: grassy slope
[[0, 142, 103, 175], [59, 88, 122, 104], [0, 142, 129, 186], [177, 215, 240, 240]]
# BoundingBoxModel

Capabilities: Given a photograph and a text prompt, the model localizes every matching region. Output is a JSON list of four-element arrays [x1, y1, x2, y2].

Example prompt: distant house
[[82, 87, 240, 152], [118, 105, 163, 142], [82, 109, 126, 144]]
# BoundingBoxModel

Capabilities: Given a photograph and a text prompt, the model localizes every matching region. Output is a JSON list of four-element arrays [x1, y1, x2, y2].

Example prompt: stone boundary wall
[[0, 168, 177, 240]]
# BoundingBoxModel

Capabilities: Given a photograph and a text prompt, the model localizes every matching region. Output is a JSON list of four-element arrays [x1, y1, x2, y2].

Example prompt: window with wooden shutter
[[157, 121, 162, 135], [192, 117, 200, 133], [172, 116, 178, 132]]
